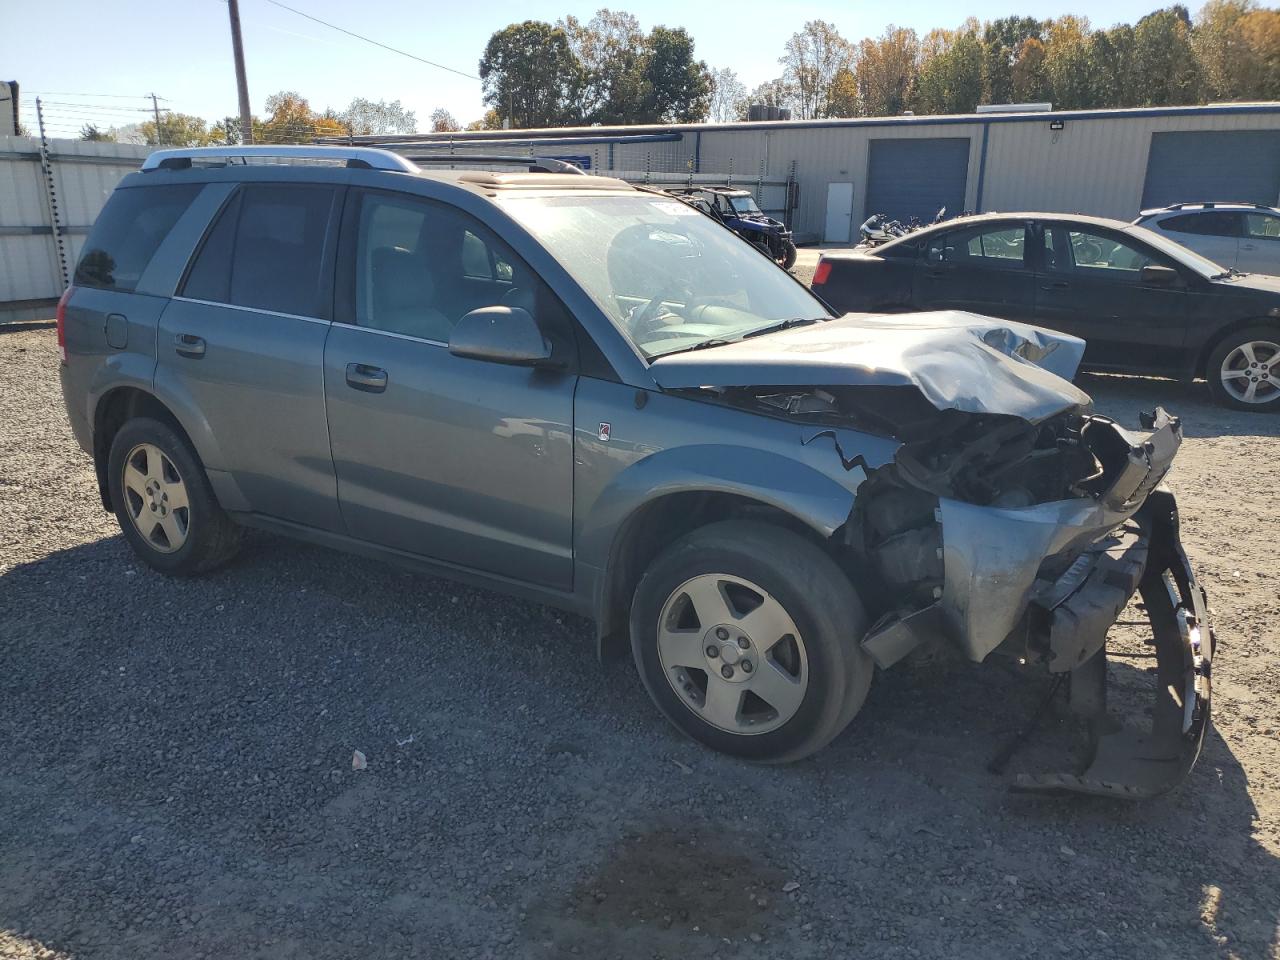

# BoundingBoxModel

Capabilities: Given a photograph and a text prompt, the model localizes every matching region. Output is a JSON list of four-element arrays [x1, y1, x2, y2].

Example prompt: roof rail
[[398, 153, 587, 175], [1162, 200, 1275, 211], [141, 145, 419, 173]]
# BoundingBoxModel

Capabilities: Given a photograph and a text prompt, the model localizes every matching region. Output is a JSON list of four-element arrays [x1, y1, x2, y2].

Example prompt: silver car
[[1136, 201, 1280, 275], [58, 146, 1213, 798]]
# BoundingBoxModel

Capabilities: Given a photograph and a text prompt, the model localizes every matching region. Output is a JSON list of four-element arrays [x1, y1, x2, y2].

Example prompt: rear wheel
[[107, 417, 242, 575], [630, 520, 872, 763], [1206, 326, 1280, 411]]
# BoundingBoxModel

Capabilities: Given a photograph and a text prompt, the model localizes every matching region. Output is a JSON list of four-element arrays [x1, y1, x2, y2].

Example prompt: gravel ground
[[2, 324, 1278, 960]]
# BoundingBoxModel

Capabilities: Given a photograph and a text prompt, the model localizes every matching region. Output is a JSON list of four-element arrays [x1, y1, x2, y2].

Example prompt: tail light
[[56, 285, 73, 365], [812, 260, 832, 286]]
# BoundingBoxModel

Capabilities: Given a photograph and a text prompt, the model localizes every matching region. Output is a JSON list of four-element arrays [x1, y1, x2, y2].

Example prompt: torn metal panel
[[649, 311, 1091, 423]]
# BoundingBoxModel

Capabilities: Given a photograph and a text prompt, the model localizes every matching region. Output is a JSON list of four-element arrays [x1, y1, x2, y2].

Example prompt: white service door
[[824, 182, 854, 243]]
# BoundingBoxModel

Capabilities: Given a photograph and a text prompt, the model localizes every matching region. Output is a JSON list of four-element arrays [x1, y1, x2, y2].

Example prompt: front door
[[824, 183, 854, 243], [157, 182, 344, 531], [1034, 224, 1190, 371], [912, 221, 1037, 322], [322, 189, 578, 590]]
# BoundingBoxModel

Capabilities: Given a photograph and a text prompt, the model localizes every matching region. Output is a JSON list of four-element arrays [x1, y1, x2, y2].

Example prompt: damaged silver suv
[[59, 147, 1212, 798]]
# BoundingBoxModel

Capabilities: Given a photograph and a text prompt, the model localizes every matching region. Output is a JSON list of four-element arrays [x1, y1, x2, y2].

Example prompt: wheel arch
[[1192, 316, 1280, 379], [586, 451, 860, 662]]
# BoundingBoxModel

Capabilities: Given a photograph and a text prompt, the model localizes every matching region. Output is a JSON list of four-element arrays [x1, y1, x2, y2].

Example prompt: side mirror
[[1140, 264, 1179, 286], [448, 306, 553, 367]]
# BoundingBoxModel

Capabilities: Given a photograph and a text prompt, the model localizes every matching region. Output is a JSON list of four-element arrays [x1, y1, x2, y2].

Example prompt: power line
[[28, 90, 168, 100], [258, 0, 479, 81]]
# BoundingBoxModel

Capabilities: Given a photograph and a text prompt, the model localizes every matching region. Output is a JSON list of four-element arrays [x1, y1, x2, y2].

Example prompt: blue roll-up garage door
[[1142, 130, 1280, 209], [865, 138, 970, 223]]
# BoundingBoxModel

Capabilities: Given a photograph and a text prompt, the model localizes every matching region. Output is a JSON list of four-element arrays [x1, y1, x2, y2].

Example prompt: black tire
[[107, 417, 242, 575], [630, 520, 872, 763], [1205, 325, 1280, 412], [781, 239, 798, 271]]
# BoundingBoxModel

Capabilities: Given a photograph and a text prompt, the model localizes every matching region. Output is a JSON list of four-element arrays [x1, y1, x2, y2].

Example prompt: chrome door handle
[[174, 333, 205, 358], [345, 363, 388, 393]]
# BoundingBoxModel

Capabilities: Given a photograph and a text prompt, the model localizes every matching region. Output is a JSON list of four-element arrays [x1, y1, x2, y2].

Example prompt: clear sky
[[10, 0, 1178, 136]]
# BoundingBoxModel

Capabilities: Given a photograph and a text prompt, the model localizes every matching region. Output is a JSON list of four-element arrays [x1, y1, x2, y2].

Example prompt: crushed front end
[[846, 405, 1213, 799]]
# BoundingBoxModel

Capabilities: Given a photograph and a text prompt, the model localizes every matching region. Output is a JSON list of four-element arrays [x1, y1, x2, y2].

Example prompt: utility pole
[[150, 93, 163, 145], [227, 0, 253, 144]]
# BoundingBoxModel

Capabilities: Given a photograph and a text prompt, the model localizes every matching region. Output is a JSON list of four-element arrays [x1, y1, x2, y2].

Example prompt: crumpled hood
[[649, 310, 1092, 423]]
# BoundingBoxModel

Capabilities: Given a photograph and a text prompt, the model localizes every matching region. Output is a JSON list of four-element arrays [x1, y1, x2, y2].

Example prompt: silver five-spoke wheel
[[657, 573, 808, 735], [1219, 338, 1280, 405], [121, 442, 191, 553]]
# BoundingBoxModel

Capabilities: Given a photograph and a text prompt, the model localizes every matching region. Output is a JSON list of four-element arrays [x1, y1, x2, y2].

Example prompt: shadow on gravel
[[1, 530, 1277, 959]]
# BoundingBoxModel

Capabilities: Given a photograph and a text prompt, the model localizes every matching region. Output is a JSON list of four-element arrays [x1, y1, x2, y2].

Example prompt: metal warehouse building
[[357, 102, 1280, 243]]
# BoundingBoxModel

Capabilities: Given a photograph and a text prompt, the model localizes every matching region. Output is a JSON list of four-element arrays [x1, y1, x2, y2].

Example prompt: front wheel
[[1206, 326, 1280, 411], [780, 239, 798, 270], [630, 520, 872, 763]]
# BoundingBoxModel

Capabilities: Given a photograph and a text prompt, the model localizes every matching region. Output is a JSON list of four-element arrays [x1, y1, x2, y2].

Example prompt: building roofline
[[341, 101, 1280, 145]]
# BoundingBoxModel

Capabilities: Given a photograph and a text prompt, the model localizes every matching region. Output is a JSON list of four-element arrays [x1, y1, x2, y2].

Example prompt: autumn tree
[[981, 17, 1042, 104], [1237, 8, 1280, 98], [857, 26, 920, 115], [430, 109, 461, 132], [340, 97, 417, 136], [139, 112, 216, 147], [1043, 16, 1096, 109], [1010, 37, 1050, 102], [780, 20, 856, 119], [914, 23, 984, 114]]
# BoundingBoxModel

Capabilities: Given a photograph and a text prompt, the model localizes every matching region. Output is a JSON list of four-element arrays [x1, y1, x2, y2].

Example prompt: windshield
[[1123, 223, 1227, 277], [498, 193, 829, 358], [729, 195, 762, 215]]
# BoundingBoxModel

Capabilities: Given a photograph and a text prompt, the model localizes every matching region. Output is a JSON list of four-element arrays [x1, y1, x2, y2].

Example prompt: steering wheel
[[632, 278, 691, 337]]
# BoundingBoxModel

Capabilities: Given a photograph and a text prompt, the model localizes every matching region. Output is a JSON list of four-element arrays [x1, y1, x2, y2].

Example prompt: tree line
[[478, 1, 1280, 129]]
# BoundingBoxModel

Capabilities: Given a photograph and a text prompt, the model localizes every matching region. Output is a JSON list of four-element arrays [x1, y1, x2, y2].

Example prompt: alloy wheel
[[121, 442, 191, 553], [1220, 339, 1280, 405], [656, 573, 809, 735]]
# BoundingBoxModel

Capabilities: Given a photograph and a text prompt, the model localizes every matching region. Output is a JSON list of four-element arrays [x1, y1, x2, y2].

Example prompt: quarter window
[[1245, 213, 1280, 239], [74, 184, 201, 292], [182, 184, 335, 317]]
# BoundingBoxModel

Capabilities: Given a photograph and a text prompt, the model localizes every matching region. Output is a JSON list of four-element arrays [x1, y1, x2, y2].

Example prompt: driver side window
[[1056, 228, 1163, 281]]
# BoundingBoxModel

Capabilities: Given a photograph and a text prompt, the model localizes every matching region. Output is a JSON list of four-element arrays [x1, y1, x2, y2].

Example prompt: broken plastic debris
[[782, 881, 800, 893], [352, 750, 367, 770]]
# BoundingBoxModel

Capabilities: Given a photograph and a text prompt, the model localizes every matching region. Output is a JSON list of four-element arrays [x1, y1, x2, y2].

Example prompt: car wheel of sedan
[[107, 417, 242, 575], [630, 520, 872, 763], [1207, 326, 1280, 411]]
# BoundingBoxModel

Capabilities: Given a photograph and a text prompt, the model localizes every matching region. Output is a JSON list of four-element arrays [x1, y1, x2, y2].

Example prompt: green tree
[[1194, 0, 1255, 99], [1092, 25, 1137, 107], [139, 112, 215, 147], [1044, 16, 1097, 109], [746, 77, 793, 113], [480, 21, 582, 128], [465, 109, 504, 131], [780, 20, 856, 119], [914, 23, 984, 114], [857, 26, 920, 116], [981, 17, 1042, 104], [1132, 7, 1202, 105], [641, 25, 712, 122]]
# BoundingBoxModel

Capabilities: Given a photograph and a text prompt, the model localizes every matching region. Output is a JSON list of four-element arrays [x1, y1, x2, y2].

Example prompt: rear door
[[322, 189, 578, 589], [1151, 211, 1241, 270], [156, 182, 344, 530], [913, 221, 1036, 322], [1034, 224, 1190, 371]]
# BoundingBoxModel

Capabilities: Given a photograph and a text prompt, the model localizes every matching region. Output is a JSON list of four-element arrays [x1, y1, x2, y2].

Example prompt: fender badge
[[598, 422, 611, 442]]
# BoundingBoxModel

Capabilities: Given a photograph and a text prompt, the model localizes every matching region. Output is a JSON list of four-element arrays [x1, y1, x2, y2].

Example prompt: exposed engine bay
[[690, 378, 1213, 800]]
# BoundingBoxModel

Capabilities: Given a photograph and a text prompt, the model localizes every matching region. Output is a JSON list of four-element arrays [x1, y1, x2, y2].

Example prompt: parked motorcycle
[[859, 206, 950, 247]]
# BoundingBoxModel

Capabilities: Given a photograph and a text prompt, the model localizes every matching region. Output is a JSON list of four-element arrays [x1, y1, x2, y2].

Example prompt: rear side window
[[74, 184, 201, 291], [182, 184, 335, 317], [1158, 212, 1240, 237]]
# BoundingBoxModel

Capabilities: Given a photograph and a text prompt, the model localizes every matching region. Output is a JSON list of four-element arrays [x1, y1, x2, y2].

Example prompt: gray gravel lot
[[2, 324, 1278, 959]]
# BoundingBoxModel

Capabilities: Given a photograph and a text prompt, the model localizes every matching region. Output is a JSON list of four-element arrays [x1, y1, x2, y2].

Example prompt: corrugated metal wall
[[0, 136, 149, 323]]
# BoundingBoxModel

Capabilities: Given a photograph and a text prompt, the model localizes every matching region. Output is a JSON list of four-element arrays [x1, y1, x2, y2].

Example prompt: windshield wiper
[[741, 317, 823, 340], [1212, 267, 1249, 280]]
